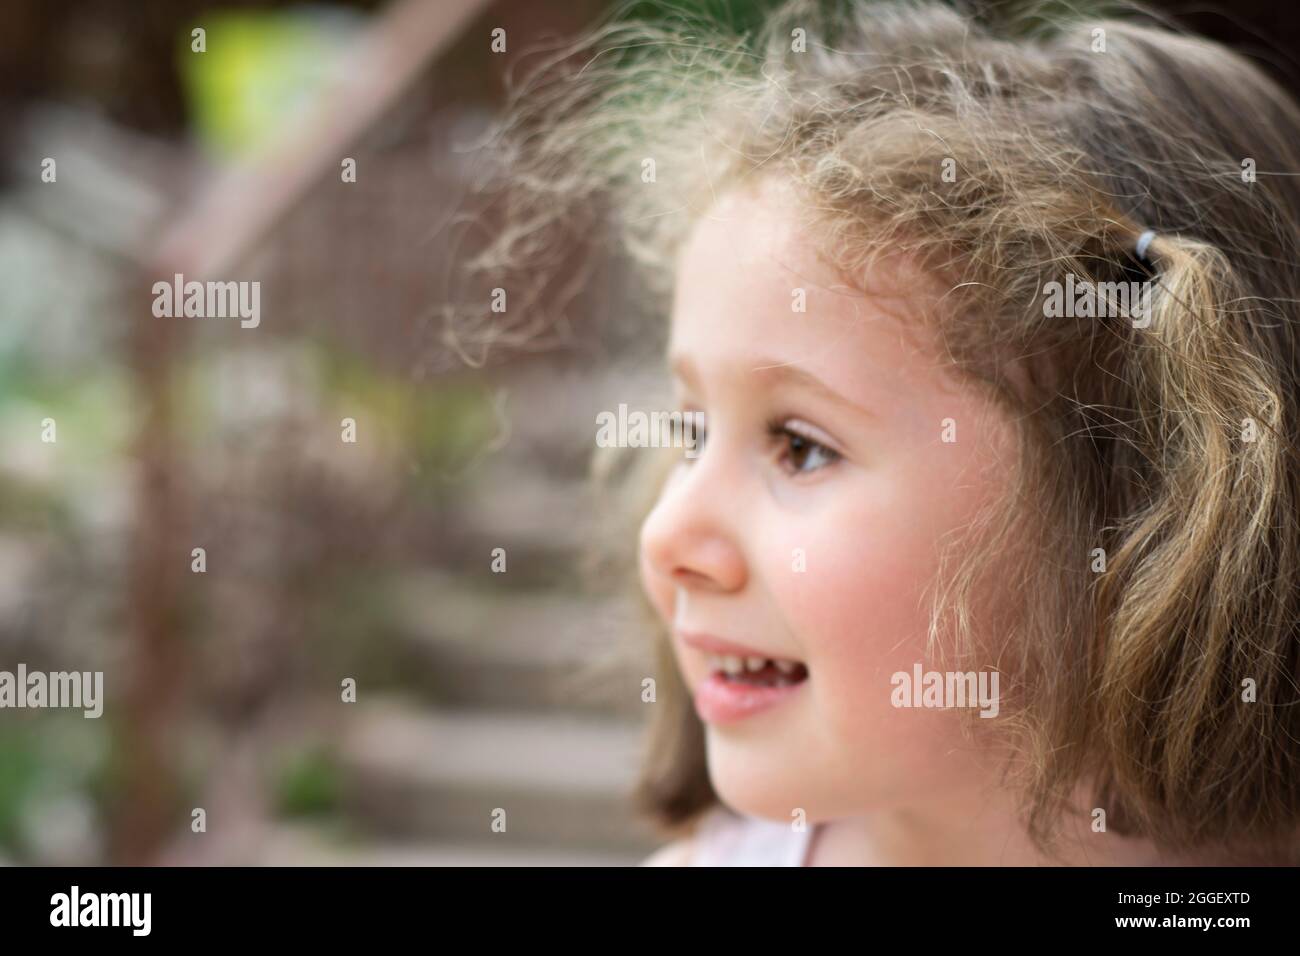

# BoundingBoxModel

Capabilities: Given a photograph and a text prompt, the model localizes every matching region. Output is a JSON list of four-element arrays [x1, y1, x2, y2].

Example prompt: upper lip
[[677, 630, 802, 663]]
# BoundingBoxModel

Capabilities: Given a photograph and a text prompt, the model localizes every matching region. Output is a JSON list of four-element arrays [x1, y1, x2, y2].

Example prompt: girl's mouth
[[694, 655, 810, 724], [706, 654, 809, 687]]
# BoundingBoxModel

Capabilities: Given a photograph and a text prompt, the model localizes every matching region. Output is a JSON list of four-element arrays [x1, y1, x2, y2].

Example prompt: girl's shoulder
[[638, 805, 815, 866]]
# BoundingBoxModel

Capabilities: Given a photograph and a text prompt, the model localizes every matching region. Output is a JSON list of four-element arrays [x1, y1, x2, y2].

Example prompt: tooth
[[722, 655, 744, 675], [745, 656, 766, 672], [707, 655, 725, 671], [775, 660, 797, 674]]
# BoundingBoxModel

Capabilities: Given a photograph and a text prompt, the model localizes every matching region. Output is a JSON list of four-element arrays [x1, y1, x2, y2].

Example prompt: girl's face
[[638, 178, 1022, 824]]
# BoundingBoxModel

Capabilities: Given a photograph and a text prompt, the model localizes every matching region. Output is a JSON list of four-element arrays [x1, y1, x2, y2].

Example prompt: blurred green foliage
[[273, 746, 342, 818], [0, 732, 40, 853], [316, 342, 504, 485], [178, 9, 362, 156]]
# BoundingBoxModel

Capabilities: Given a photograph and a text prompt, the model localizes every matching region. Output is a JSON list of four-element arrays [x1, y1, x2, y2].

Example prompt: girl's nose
[[638, 456, 748, 596]]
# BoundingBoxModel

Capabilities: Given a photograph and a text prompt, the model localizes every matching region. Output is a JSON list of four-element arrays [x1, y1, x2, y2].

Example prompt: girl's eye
[[769, 419, 841, 474], [676, 413, 841, 474]]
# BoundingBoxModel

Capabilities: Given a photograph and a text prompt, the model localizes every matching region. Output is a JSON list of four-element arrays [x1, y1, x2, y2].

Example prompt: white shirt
[[688, 806, 817, 866]]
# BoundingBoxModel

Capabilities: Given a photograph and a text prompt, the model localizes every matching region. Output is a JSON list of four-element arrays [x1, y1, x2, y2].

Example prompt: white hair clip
[[1134, 229, 1157, 264]]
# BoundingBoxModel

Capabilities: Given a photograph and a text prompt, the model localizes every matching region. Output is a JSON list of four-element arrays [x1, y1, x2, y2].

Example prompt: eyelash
[[681, 413, 842, 475]]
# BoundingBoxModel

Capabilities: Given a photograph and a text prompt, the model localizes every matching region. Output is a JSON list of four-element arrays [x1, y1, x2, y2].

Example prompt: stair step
[[340, 699, 658, 852], [385, 572, 652, 715]]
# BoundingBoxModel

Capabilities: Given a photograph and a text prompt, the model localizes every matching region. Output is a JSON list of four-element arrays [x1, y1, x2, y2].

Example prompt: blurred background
[[1, 0, 1297, 866]]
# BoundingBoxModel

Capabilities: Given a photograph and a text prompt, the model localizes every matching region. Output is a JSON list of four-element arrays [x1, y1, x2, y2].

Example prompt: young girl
[[456, 0, 1300, 865]]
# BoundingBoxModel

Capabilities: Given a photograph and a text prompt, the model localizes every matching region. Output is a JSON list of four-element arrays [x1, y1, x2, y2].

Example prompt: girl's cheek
[[766, 476, 934, 656], [770, 508, 977, 797], [765, 481, 947, 700]]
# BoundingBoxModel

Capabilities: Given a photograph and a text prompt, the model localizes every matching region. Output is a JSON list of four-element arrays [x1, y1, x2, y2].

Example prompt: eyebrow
[[669, 353, 875, 420]]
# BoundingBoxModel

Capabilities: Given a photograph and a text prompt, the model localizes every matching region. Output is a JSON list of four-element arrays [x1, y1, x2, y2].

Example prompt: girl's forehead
[[674, 179, 947, 322], [672, 202, 944, 367]]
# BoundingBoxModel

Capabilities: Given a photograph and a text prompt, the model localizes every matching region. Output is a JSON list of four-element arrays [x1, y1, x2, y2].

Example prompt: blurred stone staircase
[[326, 362, 669, 865], [337, 699, 656, 860]]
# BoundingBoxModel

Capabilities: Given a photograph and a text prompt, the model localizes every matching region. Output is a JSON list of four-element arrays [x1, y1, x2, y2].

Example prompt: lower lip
[[693, 672, 807, 724]]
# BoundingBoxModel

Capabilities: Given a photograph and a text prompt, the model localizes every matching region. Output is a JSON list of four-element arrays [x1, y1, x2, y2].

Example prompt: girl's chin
[[704, 744, 816, 817]]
